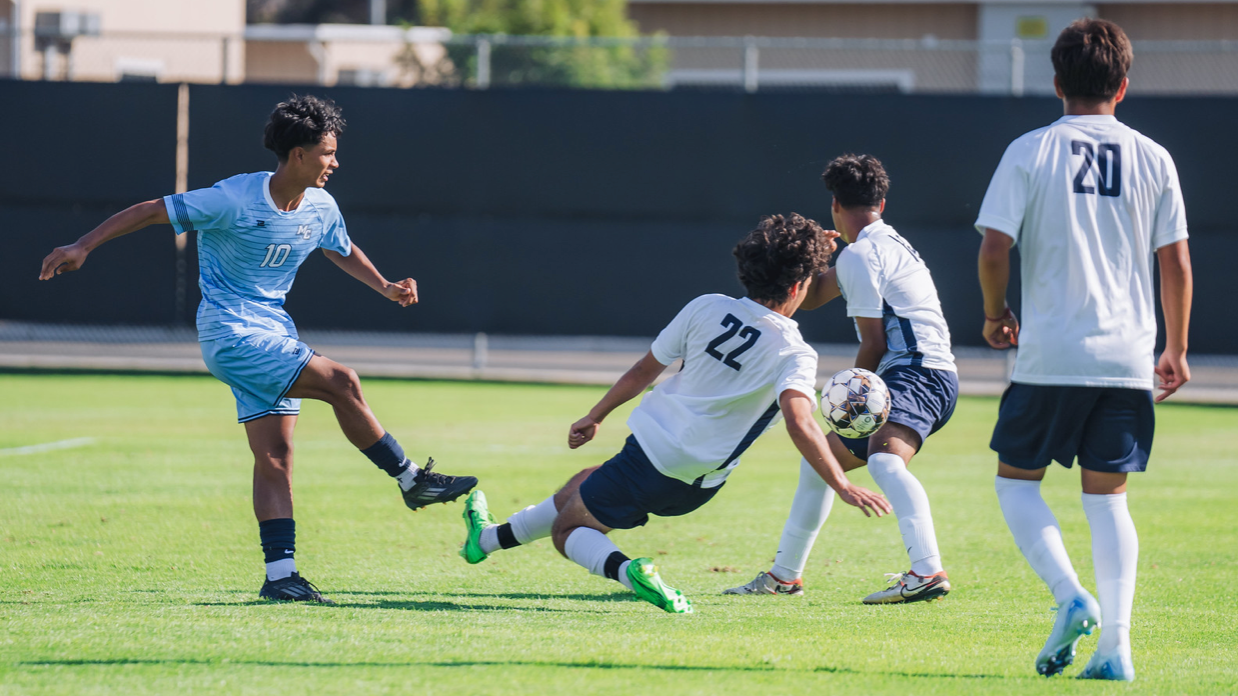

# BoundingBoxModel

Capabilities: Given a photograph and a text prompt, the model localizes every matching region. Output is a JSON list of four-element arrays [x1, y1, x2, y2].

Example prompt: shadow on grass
[[17, 658, 1013, 679], [339, 590, 636, 603], [332, 600, 585, 613], [193, 599, 590, 613]]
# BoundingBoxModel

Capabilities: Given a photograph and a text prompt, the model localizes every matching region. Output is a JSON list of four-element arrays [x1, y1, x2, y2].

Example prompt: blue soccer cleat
[[1077, 648, 1135, 681], [1036, 590, 1101, 677]]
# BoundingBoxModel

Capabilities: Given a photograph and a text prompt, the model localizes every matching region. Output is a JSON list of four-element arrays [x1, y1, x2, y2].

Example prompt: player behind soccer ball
[[726, 155, 959, 603], [456, 214, 891, 612], [976, 19, 1192, 681], [38, 95, 478, 603]]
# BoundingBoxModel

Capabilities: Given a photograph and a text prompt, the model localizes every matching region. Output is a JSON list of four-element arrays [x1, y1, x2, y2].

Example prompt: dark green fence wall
[[3, 82, 1232, 351]]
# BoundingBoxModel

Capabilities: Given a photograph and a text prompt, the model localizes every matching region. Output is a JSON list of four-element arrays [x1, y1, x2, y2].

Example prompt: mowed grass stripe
[[0, 373, 1234, 695]]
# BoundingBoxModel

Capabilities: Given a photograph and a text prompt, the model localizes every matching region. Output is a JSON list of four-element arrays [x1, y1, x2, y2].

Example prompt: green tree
[[406, 0, 666, 89]]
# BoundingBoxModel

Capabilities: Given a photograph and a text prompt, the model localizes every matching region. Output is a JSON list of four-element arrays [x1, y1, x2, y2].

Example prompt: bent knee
[[250, 438, 293, 461], [255, 452, 293, 477], [550, 523, 574, 557], [336, 367, 363, 394], [321, 365, 364, 402]]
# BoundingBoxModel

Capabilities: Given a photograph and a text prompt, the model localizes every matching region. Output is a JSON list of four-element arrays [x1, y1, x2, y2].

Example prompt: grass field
[[1, 373, 1235, 695]]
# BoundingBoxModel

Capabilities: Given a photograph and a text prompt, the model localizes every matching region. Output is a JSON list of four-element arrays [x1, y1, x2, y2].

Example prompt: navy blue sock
[[360, 432, 409, 477], [259, 518, 296, 564], [496, 523, 521, 550], [603, 551, 631, 582]]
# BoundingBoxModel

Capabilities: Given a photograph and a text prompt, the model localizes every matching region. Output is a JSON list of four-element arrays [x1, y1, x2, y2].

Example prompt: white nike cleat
[[722, 571, 804, 596], [1036, 590, 1102, 677], [1077, 648, 1135, 681], [862, 570, 951, 604]]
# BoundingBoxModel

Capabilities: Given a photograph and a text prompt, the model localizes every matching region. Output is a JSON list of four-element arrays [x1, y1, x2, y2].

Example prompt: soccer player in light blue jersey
[[40, 95, 478, 603]]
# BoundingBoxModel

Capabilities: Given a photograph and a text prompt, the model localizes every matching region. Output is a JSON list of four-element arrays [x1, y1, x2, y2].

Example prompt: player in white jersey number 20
[[977, 20, 1192, 681], [456, 214, 891, 613], [726, 155, 958, 604], [39, 96, 478, 604]]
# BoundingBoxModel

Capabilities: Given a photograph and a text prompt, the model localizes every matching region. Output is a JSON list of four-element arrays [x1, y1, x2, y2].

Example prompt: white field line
[[0, 437, 97, 457]]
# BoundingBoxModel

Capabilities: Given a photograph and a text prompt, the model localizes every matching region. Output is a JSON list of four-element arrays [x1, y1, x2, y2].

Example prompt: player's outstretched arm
[[978, 228, 1020, 349], [568, 351, 667, 449], [1155, 239, 1192, 402], [781, 390, 891, 517], [323, 244, 417, 307], [798, 267, 842, 311], [796, 230, 842, 311], [38, 200, 170, 280]]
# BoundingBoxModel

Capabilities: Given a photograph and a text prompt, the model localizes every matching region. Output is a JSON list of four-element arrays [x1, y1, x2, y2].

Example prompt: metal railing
[[4, 28, 1238, 95]]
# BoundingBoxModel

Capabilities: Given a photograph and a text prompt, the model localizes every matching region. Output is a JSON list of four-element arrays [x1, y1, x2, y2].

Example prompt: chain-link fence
[[4, 29, 1238, 95]]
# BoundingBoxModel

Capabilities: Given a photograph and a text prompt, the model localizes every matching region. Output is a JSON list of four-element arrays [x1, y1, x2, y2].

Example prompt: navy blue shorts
[[991, 383, 1154, 473], [579, 435, 723, 530], [839, 365, 959, 460]]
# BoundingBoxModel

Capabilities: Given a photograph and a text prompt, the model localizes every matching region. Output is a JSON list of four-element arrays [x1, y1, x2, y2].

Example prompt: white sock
[[265, 558, 296, 581], [478, 496, 558, 554], [509, 496, 558, 544], [479, 526, 501, 554], [995, 476, 1084, 604], [395, 459, 421, 491], [1082, 492, 1138, 655], [771, 457, 835, 581], [563, 527, 634, 590], [868, 452, 943, 576], [617, 560, 633, 589]]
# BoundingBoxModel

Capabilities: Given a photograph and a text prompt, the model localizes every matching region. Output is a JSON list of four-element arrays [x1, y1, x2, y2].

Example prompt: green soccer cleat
[[459, 490, 496, 565], [626, 558, 693, 613]]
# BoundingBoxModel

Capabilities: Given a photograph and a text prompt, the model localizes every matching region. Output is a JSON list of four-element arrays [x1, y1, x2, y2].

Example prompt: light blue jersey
[[163, 172, 352, 343]]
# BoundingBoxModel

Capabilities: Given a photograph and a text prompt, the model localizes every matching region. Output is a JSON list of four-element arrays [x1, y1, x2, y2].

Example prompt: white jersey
[[975, 115, 1188, 389], [627, 294, 819, 489], [835, 221, 956, 375]]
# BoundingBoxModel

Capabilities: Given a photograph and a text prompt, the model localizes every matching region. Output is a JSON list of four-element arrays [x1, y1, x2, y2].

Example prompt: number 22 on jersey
[[704, 313, 762, 370]]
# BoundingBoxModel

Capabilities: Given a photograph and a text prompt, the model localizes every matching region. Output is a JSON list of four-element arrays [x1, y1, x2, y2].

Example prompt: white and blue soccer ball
[[822, 368, 890, 439]]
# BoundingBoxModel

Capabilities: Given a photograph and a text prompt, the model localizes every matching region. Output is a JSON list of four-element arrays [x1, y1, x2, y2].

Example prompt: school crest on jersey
[[295, 225, 313, 240]]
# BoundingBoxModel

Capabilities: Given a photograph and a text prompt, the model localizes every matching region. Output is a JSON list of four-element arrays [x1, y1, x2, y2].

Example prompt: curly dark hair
[[822, 154, 889, 209], [733, 214, 832, 304], [1052, 19, 1132, 102], [263, 94, 347, 161]]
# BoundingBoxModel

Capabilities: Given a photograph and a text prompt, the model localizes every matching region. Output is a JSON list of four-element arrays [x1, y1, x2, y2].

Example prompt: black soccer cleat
[[401, 458, 478, 511], [259, 572, 334, 604]]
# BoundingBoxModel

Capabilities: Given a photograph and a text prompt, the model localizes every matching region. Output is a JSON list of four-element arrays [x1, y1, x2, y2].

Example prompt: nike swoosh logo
[[902, 578, 944, 597]]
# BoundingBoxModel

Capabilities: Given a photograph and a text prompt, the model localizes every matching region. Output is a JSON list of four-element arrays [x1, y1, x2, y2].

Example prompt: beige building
[[1, 0, 245, 81], [628, 0, 1238, 93], [629, 0, 1238, 40], [244, 24, 451, 87], [1, 0, 1235, 92], [0, 0, 448, 85]]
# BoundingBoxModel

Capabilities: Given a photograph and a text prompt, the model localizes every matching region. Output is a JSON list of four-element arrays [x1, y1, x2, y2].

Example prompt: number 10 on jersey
[[260, 244, 292, 268]]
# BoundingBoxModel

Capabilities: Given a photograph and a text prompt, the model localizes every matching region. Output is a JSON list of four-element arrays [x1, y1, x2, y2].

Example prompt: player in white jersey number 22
[[726, 155, 958, 604], [977, 19, 1192, 682], [456, 214, 891, 613]]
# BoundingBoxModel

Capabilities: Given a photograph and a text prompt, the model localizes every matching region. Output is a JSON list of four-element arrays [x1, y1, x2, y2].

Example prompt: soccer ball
[[822, 368, 890, 438]]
